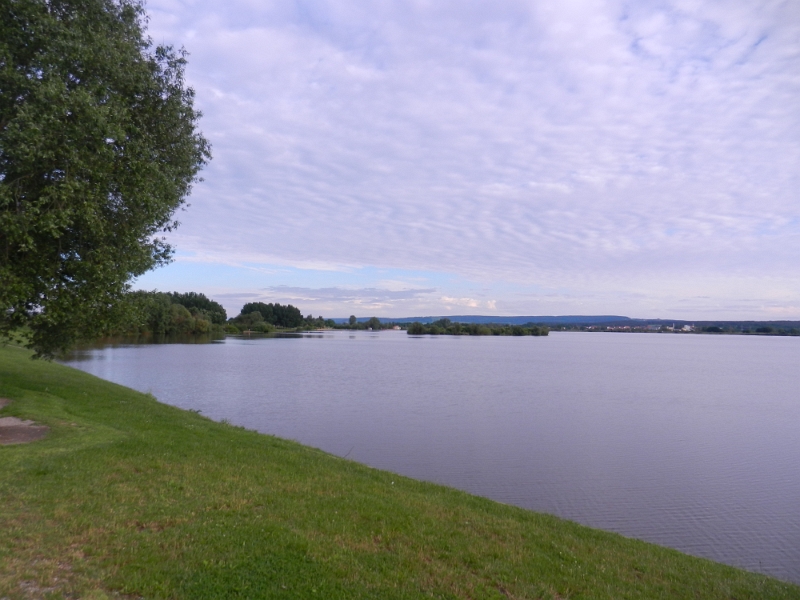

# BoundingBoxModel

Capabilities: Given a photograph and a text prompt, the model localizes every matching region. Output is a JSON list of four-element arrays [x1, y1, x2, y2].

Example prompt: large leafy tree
[[0, 0, 210, 356], [238, 302, 304, 328], [168, 291, 226, 325]]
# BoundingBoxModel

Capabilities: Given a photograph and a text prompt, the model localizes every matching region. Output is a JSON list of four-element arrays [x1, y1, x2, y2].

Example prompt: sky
[[135, 0, 800, 320]]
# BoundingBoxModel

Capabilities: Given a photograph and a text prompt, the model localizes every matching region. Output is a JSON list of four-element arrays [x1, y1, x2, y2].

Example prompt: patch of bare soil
[[0, 398, 49, 445]]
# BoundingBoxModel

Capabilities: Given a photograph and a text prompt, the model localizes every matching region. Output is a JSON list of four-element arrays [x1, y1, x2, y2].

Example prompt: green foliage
[[301, 315, 333, 330], [1, 345, 797, 598], [108, 290, 222, 337], [232, 303, 332, 331], [168, 292, 226, 325], [407, 320, 549, 336], [238, 302, 303, 328], [335, 316, 395, 331], [407, 322, 425, 335], [0, 0, 210, 357], [251, 321, 275, 333]]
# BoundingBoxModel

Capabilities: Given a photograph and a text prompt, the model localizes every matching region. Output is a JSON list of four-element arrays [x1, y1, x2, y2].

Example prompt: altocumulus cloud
[[261, 286, 436, 302], [137, 0, 800, 318]]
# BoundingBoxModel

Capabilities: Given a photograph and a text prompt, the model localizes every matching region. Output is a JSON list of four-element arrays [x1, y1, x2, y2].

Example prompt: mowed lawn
[[1, 344, 798, 599]]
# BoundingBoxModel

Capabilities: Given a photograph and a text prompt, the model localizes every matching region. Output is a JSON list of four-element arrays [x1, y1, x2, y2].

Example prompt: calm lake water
[[62, 331, 800, 584]]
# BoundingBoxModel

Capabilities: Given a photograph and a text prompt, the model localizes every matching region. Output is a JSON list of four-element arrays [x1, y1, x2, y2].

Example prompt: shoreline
[[2, 344, 799, 598]]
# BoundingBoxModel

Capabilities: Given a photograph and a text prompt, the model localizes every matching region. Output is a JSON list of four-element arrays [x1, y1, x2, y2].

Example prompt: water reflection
[[68, 331, 341, 355], [72, 332, 225, 350]]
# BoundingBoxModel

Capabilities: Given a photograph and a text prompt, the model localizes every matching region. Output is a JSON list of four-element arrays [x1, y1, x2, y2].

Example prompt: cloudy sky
[[135, 0, 800, 320]]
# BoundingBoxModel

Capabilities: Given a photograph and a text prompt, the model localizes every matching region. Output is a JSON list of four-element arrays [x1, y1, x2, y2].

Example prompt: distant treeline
[[107, 295, 800, 339], [696, 322, 800, 335], [330, 316, 387, 331], [550, 322, 800, 335], [407, 319, 548, 336], [226, 302, 335, 333], [110, 294, 335, 336], [110, 291, 228, 337]]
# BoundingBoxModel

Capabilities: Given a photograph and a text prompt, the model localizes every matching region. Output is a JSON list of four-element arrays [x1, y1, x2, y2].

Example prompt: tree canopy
[[168, 292, 226, 325], [406, 319, 549, 336], [239, 302, 304, 328], [113, 290, 224, 337], [0, 0, 210, 356]]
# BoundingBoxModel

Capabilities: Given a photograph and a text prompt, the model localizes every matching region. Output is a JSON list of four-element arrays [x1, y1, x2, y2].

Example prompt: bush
[[408, 322, 425, 335]]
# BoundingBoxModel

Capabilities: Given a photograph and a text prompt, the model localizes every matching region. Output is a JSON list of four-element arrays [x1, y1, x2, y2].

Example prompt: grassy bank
[[1, 345, 798, 599]]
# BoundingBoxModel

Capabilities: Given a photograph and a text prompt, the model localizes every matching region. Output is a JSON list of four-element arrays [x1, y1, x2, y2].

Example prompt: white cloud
[[262, 286, 436, 303], [140, 0, 800, 318], [440, 296, 499, 311]]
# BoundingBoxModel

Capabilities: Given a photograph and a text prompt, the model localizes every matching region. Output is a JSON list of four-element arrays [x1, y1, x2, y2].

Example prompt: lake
[[62, 331, 800, 584]]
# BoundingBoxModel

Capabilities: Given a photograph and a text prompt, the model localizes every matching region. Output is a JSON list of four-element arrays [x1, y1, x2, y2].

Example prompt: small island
[[406, 318, 549, 336]]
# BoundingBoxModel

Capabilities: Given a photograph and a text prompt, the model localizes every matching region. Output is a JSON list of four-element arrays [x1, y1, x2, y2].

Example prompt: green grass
[[1, 345, 798, 599]]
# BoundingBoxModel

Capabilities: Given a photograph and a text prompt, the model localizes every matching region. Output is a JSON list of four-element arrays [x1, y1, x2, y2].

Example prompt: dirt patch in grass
[[0, 398, 49, 445]]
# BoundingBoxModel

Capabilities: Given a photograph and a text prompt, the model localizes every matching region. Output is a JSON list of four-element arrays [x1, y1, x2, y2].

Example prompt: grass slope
[[1, 345, 798, 600]]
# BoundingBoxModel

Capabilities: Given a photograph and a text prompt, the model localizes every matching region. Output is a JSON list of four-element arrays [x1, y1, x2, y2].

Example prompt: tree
[[349, 315, 357, 326], [168, 291, 226, 325], [407, 322, 425, 335], [0, 0, 210, 357], [237, 302, 303, 328], [111, 290, 222, 337]]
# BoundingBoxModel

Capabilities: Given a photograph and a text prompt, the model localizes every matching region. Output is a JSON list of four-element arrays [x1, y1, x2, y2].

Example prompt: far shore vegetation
[[406, 318, 549, 336], [2, 344, 799, 599], [51, 290, 800, 348], [549, 322, 800, 335], [95, 295, 554, 340]]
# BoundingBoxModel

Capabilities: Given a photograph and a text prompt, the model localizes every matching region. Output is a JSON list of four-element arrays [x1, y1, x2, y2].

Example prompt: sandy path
[[0, 399, 50, 445]]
